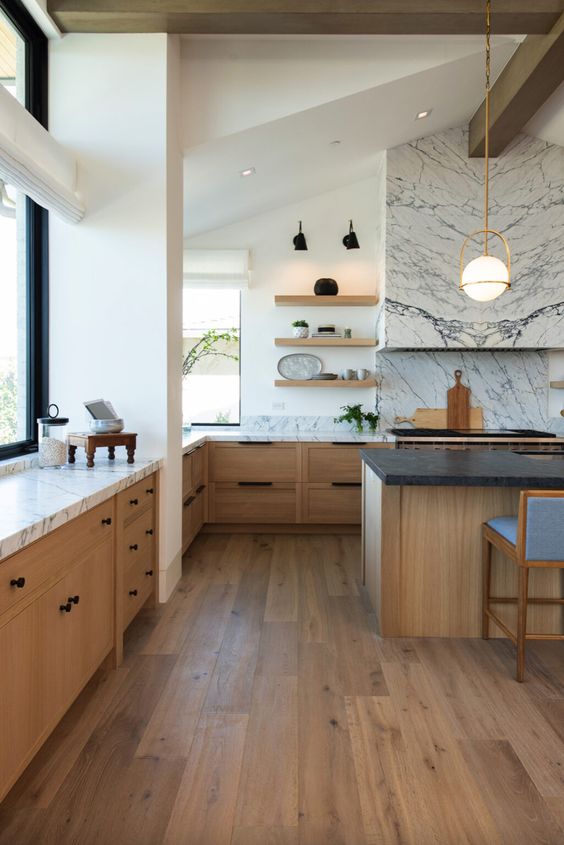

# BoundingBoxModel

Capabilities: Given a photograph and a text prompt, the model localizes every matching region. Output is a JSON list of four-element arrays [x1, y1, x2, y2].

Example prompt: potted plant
[[292, 319, 309, 339], [363, 411, 379, 433], [334, 403, 364, 434]]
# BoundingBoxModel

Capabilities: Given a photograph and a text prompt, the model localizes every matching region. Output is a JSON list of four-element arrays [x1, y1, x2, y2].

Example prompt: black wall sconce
[[293, 220, 308, 251], [343, 220, 360, 250]]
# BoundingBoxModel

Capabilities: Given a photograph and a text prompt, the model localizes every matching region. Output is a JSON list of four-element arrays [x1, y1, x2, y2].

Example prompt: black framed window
[[0, 0, 48, 459]]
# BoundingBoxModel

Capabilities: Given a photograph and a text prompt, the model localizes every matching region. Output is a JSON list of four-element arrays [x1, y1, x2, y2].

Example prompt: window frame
[[0, 0, 48, 460], [183, 290, 242, 428]]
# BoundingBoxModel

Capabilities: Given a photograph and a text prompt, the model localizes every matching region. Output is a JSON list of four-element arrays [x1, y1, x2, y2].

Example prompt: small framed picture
[[83, 399, 120, 420]]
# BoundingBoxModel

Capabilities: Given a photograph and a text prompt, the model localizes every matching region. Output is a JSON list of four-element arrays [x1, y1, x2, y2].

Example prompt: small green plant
[[182, 328, 239, 377], [215, 410, 231, 424], [291, 319, 309, 328], [334, 403, 364, 434], [363, 411, 379, 433]]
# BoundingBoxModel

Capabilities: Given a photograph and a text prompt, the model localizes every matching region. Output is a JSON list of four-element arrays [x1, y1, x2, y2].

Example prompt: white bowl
[[89, 418, 124, 434]]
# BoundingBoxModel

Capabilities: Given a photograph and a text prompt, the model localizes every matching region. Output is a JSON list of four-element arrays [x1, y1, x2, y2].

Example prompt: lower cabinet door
[[0, 602, 41, 800], [210, 483, 298, 523], [302, 483, 362, 524]]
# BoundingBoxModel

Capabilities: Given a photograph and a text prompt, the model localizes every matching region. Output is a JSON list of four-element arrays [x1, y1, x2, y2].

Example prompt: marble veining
[[0, 456, 162, 563], [375, 349, 564, 434], [183, 427, 391, 455], [383, 127, 564, 349]]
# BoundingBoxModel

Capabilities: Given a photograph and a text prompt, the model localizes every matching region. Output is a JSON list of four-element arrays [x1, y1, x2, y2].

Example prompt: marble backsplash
[[382, 127, 564, 349]]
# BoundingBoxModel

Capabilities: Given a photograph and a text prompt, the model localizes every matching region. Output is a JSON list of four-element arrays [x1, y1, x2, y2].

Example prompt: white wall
[[49, 33, 183, 601], [185, 174, 384, 418]]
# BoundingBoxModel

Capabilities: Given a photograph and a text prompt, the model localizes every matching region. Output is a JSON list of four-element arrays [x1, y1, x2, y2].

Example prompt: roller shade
[[183, 249, 250, 289], [0, 83, 84, 223]]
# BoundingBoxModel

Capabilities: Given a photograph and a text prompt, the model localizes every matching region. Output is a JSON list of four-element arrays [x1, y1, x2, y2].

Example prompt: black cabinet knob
[[101, 517, 112, 526], [129, 589, 138, 597], [129, 544, 138, 551], [10, 577, 26, 589], [145, 529, 154, 536], [146, 487, 154, 495], [129, 498, 139, 506], [145, 569, 153, 577], [68, 595, 80, 605], [59, 603, 72, 613]]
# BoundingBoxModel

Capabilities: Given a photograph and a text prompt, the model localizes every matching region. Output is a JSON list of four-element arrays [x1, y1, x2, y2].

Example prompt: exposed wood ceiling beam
[[469, 11, 564, 156], [47, 0, 564, 36]]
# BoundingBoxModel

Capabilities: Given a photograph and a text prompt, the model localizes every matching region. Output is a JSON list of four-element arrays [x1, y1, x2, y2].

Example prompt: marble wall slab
[[383, 127, 564, 349]]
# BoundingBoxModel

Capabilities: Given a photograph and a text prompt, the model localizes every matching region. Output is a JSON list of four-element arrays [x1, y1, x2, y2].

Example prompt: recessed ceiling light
[[329, 140, 341, 146], [415, 109, 432, 120], [240, 167, 255, 177]]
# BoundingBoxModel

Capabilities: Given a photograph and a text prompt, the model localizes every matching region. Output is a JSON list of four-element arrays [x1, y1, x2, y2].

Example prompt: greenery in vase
[[291, 319, 309, 328], [334, 403, 364, 433], [182, 328, 239, 377], [363, 411, 379, 433]]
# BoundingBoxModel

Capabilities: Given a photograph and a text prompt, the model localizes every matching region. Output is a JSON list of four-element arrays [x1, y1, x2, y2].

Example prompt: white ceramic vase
[[292, 326, 309, 338]]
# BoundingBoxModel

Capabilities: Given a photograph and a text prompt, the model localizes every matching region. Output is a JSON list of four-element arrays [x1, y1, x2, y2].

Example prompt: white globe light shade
[[461, 254, 510, 302]]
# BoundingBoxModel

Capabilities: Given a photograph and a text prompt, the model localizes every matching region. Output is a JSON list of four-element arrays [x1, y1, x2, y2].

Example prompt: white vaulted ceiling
[[181, 36, 521, 237]]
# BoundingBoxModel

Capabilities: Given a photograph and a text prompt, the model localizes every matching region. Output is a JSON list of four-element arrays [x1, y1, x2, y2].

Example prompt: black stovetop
[[389, 428, 556, 439]]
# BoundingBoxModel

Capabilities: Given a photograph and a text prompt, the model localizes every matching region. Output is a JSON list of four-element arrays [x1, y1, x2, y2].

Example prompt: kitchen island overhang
[[360, 450, 564, 638]]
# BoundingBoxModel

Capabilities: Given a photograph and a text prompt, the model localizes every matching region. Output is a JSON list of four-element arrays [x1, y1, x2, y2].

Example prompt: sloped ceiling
[[183, 38, 519, 237]]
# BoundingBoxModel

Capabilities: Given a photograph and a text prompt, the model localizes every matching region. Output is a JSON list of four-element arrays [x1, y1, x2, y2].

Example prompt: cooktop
[[389, 428, 556, 439]]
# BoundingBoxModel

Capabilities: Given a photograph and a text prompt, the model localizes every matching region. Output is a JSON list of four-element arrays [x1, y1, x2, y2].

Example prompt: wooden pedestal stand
[[67, 432, 138, 468]]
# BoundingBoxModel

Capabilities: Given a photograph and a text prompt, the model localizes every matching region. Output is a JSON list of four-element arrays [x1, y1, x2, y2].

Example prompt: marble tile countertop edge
[[0, 456, 163, 564], [182, 428, 393, 454]]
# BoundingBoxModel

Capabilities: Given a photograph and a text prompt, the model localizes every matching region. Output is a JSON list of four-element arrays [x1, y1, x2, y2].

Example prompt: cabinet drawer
[[117, 473, 157, 526], [302, 483, 362, 524], [123, 567, 153, 631], [191, 444, 206, 491], [302, 443, 364, 483], [210, 482, 298, 524], [182, 452, 193, 500], [0, 501, 115, 618], [182, 484, 205, 551], [122, 507, 155, 575], [209, 443, 299, 483]]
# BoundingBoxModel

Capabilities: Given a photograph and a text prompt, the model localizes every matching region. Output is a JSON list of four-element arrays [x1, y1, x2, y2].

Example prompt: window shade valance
[[0, 83, 84, 223], [183, 249, 250, 289]]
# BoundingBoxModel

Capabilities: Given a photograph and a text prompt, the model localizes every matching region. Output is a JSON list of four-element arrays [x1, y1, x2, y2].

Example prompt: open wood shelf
[[274, 379, 376, 388], [550, 381, 564, 389], [274, 295, 378, 307], [275, 338, 376, 347]]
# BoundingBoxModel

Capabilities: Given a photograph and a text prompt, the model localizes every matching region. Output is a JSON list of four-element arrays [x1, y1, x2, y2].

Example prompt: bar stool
[[482, 490, 564, 682]]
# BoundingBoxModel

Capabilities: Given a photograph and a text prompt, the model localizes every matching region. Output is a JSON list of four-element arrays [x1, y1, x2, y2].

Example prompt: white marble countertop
[[182, 428, 393, 454], [0, 456, 162, 564]]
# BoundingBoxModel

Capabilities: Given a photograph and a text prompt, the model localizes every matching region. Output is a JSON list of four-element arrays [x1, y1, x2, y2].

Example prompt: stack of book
[[312, 324, 342, 338]]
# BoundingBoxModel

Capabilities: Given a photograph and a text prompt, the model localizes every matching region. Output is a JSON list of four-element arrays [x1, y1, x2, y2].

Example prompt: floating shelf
[[274, 379, 376, 388], [275, 337, 376, 347], [274, 295, 378, 307], [550, 381, 564, 389]]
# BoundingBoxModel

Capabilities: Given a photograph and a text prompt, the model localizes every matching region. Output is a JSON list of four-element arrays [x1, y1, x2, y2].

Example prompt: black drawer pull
[[129, 589, 138, 597], [60, 603, 72, 613], [237, 481, 273, 487], [184, 496, 196, 507], [196, 484, 206, 494], [146, 528, 154, 536], [145, 569, 154, 577], [129, 544, 139, 551], [129, 498, 139, 506], [10, 577, 26, 589], [101, 517, 112, 526], [331, 482, 362, 487], [67, 595, 80, 605], [146, 487, 154, 494], [331, 441, 367, 446], [237, 441, 270, 445]]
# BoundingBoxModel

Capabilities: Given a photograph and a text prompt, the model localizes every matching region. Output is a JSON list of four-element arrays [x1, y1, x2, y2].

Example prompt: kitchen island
[[361, 449, 564, 638]]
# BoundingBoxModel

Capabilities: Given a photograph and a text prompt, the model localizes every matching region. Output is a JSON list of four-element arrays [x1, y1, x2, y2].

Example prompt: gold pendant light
[[460, 0, 510, 302]]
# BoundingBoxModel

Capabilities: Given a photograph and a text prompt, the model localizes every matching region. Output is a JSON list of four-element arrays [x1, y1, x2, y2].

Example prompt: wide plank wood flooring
[[1, 533, 564, 844]]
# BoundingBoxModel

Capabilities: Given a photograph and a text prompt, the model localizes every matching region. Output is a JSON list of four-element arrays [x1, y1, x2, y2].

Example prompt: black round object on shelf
[[314, 278, 338, 296]]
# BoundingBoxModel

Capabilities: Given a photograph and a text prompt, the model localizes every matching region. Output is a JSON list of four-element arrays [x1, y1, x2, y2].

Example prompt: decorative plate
[[277, 353, 323, 380]]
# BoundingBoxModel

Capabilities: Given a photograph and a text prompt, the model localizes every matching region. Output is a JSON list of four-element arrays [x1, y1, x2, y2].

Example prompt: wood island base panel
[[0, 470, 158, 802]]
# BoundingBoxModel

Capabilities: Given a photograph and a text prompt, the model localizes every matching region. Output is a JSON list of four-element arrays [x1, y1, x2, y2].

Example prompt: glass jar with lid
[[37, 404, 69, 468]]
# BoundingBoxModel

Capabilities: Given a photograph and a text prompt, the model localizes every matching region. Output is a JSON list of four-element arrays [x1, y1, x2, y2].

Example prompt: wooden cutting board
[[395, 407, 484, 429], [447, 369, 470, 429]]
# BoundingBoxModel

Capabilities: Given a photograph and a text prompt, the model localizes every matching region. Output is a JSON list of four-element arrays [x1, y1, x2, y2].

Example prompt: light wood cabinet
[[182, 444, 208, 553], [209, 442, 299, 483], [301, 482, 362, 524], [209, 482, 298, 524], [0, 469, 159, 801]]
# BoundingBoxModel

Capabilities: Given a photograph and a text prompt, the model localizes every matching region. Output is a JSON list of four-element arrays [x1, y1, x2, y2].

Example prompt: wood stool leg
[[86, 449, 96, 469], [68, 444, 77, 464], [108, 446, 116, 461], [516, 566, 529, 683], [126, 445, 135, 464], [482, 533, 492, 639]]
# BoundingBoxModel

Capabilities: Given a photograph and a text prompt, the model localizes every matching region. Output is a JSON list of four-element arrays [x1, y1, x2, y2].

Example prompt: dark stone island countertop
[[360, 449, 564, 488]]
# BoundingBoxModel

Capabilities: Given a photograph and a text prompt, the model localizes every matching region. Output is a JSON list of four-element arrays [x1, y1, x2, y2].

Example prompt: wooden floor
[[2, 533, 564, 844]]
